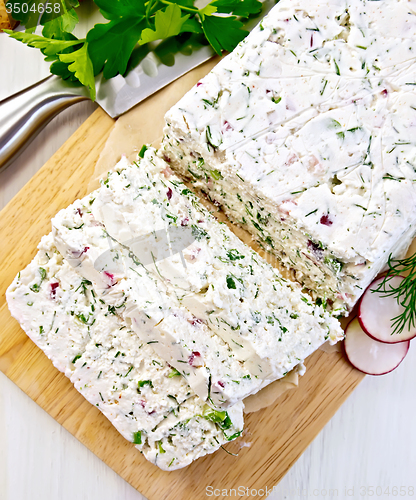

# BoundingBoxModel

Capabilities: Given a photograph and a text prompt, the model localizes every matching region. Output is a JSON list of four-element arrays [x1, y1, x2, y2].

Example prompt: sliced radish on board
[[358, 276, 416, 343], [344, 318, 409, 375]]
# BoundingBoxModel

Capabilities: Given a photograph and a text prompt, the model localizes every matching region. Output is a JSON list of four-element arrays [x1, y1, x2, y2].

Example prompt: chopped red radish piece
[[344, 318, 409, 375], [358, 276, 416, 343]]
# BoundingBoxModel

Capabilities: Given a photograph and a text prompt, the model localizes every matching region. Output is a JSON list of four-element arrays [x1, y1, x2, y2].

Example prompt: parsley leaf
[[49, 58, 80, 81], [42, 1, 79, 38], [59, 43, 96, 99], [168, 0, 195, 7], [4, 28, 86, 85], [198, 4, 218, 16], [200, 15, 247, 55], [87, 13, 146, 78], [139, 4, 190, 45], [3, 31, 82, 56], [179, 17, 203, 34], [93, 0, 140, 18], [211, 0, 262, 18]]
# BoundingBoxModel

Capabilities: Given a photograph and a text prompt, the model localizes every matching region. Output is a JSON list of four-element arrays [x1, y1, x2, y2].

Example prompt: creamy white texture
[[6, 235, 243, 470], [51, 150, 342, 407], [51, 194, 262, 408], [162, 0, 416, 310], [90, 151, 342, 371]]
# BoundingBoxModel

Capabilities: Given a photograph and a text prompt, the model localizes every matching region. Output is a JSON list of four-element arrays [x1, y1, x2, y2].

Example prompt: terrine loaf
[[6, 235, 243, 470], [161, 0, 416, 312], [51, 148, 343, 407]]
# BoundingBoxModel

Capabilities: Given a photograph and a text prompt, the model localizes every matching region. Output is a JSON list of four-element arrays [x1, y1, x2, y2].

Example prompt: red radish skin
[[344, 318, 409, 376], [358, 276, 416, 344]]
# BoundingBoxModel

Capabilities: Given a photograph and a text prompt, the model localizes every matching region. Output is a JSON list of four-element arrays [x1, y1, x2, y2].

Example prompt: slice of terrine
[[51, 148, 342, 407], [161, 0, 416, 312], [51, 195, 266, 409], [6, 235, 243, 470]]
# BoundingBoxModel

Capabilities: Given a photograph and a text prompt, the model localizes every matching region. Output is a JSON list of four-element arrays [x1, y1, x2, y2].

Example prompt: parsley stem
[[146, 0, 156, 19], [149, 0, 162, 16], [159, 0, 199, 13]]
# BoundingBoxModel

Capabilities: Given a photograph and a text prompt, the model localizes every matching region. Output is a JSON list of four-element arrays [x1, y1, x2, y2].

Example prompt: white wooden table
[[1, 28, 416, 500]]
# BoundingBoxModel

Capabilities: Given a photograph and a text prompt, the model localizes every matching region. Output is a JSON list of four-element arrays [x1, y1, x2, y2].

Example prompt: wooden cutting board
[[0, 94, 364, 499]]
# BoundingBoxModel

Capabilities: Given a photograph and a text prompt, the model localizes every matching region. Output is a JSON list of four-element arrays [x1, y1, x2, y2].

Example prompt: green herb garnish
[[138, 144, 148, 158], [138, 380, 153, 389], [202, 406, 228, 423], [168, 368, 181, 378], [5, 0, 262, 100], [30, 267, 47, 293], [226, 275, 236, 289], [133, 431, 142, 445], [373, 253, 416, 334], [210, 169, 223, 180], [226, 249, 245, 261], [191, 225, 208, 241]]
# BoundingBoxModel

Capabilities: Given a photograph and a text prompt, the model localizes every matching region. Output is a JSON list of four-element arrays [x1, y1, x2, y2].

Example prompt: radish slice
[[344, 318, 409, 375], [358, 276, 416, 343]]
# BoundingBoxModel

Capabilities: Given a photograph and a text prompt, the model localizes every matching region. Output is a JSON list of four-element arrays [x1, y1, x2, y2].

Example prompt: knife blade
[[0, 0, 275, 173], [97, 44, 216, 119]]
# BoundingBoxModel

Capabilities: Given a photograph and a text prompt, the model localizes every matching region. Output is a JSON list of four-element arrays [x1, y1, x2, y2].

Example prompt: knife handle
[[0, 75, 90, 174]]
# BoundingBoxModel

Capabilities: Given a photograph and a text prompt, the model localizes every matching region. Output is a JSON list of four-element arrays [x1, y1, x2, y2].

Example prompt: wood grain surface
[[0, 105, 364, 499]]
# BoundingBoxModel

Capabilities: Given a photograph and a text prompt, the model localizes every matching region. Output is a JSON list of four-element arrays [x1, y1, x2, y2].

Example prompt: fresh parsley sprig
[[372, 253, 416, 334], [5, 0, 262, 100]]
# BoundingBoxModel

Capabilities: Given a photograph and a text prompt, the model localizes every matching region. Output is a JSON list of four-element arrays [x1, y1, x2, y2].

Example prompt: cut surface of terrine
[[6, 235, 243, 470], [162, 0, 416, 311]]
